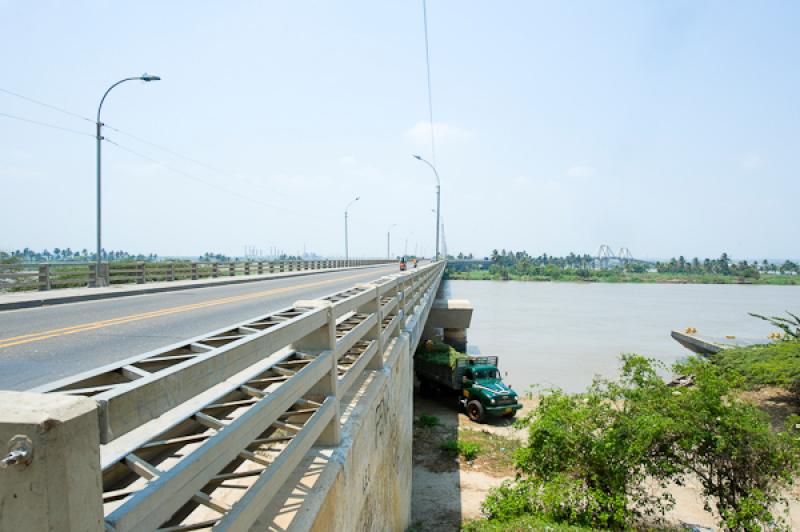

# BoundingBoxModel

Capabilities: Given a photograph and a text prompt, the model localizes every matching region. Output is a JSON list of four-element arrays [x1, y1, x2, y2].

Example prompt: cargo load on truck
[[414, 340, 521, 423]]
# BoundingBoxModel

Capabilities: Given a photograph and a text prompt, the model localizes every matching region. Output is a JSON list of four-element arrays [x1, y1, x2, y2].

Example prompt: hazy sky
[[1, 1, 797, 260]]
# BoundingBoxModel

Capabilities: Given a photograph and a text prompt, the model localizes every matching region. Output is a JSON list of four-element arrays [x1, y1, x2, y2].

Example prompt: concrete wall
[[253, 330, 416, 531], [311, 333, 414, 531]]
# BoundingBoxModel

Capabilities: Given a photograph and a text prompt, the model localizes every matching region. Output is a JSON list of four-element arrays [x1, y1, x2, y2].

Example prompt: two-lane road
[[0, 265, 402, 390]]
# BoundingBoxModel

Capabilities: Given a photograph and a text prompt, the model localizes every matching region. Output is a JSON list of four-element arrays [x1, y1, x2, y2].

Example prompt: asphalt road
[[0, 264, 401, 390]]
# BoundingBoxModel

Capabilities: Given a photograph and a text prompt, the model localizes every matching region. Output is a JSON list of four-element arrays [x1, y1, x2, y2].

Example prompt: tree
[[667, 358, 799, 530], [482, 356, 799, 531]]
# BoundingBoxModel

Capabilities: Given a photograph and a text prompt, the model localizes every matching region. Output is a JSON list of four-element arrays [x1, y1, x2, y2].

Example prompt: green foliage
[[445, 249, 798, 285], [749, 311, 800, 339], [415, 339, 467, 367], [670, 357, 800, 531], [480, 355, 800, 531], [463, 511, 597, 531], [714, 340, 800, 389], [440, 438, 482, 461], [417, 413, 440, 428]]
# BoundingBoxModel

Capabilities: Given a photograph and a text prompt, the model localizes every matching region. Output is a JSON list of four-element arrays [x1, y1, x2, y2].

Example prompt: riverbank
[[446, 269, 797, 285], [412, 339, 800, 530], [412, 389, 800, 531]]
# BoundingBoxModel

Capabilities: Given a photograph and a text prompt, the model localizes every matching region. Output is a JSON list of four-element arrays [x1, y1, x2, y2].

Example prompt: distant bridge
[[595, 244, 654, 269]]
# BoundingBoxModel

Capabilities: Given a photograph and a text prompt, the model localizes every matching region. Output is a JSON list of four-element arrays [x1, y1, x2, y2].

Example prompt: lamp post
[[344, 196, 360, 262], [412, 154, 440, 260], [387, 223, 397, 259], [95, 73, 160, 286]]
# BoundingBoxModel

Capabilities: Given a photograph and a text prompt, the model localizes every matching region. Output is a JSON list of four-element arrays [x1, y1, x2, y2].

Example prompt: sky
[[1, 1, 798, 261]]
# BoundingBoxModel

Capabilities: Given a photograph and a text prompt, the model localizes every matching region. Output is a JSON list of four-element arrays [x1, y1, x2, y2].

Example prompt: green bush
[[713, 340, 800, 388], [440, 438, 482, 461], [480, 355, 800, 531], [417, 413, 440, 428]]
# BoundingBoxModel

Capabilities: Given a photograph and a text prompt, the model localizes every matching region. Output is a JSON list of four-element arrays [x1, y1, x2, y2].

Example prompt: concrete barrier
[[2, 261, 445, 531]]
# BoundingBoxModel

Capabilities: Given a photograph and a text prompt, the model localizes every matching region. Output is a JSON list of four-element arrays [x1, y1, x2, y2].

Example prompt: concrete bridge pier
[[422, 299, 473, 352]]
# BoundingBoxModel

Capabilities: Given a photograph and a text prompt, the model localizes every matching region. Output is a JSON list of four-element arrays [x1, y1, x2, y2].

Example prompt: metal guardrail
[[32, 260, 445, 531], [0, 259, 394, 292]]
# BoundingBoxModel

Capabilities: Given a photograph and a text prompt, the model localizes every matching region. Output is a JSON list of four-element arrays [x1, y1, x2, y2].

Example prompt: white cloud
[[406, 121, 476, 145], [566, 165, 596, 178]]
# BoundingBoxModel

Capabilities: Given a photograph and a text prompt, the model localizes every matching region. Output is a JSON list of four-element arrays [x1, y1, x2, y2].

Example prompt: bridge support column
[[0, 392, 103, 531]]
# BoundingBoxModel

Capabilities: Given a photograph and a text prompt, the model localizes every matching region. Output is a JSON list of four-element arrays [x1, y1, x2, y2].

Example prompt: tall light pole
[[386, 223, 397, 259], [95, 73, 160, 286], [344, 196, 360, 262], [413, 154, 440, 260]]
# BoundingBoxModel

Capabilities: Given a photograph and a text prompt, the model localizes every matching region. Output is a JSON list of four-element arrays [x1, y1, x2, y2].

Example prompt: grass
[[440, 438, 482, 461], [714, 340, 800, 389], [457, 429, 521, 470], [417, 413, 440, 428], [462, 515, 599, 532]]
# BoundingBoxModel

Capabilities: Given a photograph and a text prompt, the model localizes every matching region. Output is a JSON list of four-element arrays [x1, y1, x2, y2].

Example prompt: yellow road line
[[0, 270, 381, 350]]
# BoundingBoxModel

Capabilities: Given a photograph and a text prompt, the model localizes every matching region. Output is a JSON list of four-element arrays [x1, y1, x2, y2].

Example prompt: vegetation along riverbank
[[450, 314, 800, 531], [447, 250, 799, 285]]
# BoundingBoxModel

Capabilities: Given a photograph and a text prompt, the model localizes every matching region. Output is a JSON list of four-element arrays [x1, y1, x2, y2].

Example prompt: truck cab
[[459, 364, 521, 422]]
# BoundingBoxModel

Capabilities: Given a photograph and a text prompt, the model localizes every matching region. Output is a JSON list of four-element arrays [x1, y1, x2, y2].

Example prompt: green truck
[[416, 354, 521, 423]]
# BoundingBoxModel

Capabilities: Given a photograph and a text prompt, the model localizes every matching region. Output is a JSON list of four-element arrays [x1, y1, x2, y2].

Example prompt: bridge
[[0, 260, 453, 531]]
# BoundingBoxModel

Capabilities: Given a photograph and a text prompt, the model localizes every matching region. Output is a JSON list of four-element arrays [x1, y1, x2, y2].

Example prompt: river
[[444, 280, 800, 393]]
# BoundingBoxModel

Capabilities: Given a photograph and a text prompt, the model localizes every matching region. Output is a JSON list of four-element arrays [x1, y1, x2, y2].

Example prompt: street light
[[387, 223, 397, 259], [95, 73, 160, 286], [344, 196, 360, 262], [412, 154, 440, 260]]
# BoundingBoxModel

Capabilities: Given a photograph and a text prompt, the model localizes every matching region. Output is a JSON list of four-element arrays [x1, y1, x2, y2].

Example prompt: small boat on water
[[670, 329, 770, 356]]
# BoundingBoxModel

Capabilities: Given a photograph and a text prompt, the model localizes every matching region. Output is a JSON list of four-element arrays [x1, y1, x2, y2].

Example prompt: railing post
[[0, 392, 104, 531], [357, 284, 384, 370], [212, 263, 219, 278], [244, 262, 251, 276], [257, 261, 263, 275], [269, 261, 274, 273], [228, 262, 235, 277], [167, 262, 175, 282], [191, 262, 198, 280], [89, 263, 97, 287], [137, 262, 145, 284], [291, 301, 340, 445], [38, 264, 50, 291]]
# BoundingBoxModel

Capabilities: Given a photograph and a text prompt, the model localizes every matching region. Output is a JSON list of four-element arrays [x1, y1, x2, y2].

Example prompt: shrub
[[440, 438, 482, 461], [481, 355, 800, 531], [417, 413, 440, 428], [668, 358, 800, 530]]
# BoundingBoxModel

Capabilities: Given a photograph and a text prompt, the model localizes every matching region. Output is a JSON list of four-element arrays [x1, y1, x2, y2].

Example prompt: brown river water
[[444, 280, 800, 393]]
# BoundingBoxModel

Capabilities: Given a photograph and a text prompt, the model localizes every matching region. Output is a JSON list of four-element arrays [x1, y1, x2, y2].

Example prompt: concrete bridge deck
[[0, 264, 402, 390]]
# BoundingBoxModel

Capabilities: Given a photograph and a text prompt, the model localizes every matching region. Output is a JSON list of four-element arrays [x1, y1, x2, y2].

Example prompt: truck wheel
[[466, 400, 485, 423]]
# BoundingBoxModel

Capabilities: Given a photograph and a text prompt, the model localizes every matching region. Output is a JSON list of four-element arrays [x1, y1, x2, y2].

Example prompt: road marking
[[0, 270, 383, 350]]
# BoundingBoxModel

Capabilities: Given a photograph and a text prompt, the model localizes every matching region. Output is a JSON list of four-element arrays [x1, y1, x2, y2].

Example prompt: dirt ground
[[410, 389, 800, 531]]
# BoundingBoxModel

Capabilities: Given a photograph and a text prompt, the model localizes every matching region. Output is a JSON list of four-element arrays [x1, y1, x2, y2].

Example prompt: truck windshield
[[474, 369, 498, 380]]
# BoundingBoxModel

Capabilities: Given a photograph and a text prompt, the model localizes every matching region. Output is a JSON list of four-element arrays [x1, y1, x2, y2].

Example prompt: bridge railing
[[17, 260, 445, 531], [0, 259, 395, 292]]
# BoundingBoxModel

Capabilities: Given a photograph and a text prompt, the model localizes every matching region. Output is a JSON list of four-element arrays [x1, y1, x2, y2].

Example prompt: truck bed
[[415, 355, 499, 390]]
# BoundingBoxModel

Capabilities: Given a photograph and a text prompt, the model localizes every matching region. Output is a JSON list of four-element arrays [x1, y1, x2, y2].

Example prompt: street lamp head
[[412, 154, 422, 160], [139, 73, 161, 82], [355, 196, 360, 201]]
